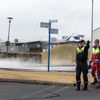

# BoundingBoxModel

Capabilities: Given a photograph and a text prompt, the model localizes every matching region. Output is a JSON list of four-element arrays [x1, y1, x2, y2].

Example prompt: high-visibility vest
[[92, 47, 100, 54], [92, 47, 100, 63], [77, 46, 85, 53]]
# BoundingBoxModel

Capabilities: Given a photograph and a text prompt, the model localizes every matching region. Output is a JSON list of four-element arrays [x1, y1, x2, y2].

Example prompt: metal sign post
[[40, 20, 58, 72], [48, 22, 51, 72]]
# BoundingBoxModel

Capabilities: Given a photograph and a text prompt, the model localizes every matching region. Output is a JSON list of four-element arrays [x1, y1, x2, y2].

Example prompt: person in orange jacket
[[91, 39, 100, 85]]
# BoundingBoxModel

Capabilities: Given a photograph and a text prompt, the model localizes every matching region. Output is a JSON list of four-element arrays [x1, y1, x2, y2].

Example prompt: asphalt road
[[0, 82, 100, 100]]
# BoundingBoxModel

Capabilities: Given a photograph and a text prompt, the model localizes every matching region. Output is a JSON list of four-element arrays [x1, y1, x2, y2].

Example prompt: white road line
[[20, 85, 57, 99], [54, 86, 69, 93], [44, 86, 69, 98]]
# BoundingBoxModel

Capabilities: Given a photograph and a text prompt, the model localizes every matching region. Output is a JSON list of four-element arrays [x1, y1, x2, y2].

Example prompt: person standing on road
[[76, 40, 90, 91], [91, 39, 100, 85]]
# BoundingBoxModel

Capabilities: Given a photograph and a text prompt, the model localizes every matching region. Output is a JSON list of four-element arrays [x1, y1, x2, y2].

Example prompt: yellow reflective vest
[[92, 47, 100, 54], [77, 46, 85, 53]]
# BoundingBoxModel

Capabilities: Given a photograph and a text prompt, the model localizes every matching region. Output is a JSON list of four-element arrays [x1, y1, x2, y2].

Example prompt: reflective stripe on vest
[[77, 47, 85, 53], [92, 47, 100, 54]]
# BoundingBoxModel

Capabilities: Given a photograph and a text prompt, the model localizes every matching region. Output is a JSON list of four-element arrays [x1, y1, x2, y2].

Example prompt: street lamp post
[[91, 0, 94, 46], [6, 17, 13, 57]]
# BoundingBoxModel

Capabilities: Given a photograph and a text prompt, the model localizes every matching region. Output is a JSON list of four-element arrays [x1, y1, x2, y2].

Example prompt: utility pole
[[6, 17, 13, 57], [91, 0, 94, 46]]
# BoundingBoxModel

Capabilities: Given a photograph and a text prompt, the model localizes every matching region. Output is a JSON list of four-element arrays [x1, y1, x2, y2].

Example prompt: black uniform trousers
[[76, 62, 88, 84]]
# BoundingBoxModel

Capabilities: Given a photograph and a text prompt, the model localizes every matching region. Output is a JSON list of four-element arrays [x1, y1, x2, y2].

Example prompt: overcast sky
[[0, 0, 100, 42]]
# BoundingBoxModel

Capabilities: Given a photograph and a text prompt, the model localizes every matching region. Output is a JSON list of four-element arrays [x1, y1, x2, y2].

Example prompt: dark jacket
[[76, 41, 90, 62]]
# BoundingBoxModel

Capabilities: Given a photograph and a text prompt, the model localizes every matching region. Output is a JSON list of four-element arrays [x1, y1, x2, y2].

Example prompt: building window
[[73, 36, 80, 40]]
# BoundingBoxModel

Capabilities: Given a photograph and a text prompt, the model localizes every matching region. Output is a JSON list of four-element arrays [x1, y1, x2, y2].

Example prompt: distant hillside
[[42, 44, 77, 65]]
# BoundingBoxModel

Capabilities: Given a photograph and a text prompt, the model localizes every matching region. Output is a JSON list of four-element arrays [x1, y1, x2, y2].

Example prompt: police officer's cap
[[79, 40, 85, 43]]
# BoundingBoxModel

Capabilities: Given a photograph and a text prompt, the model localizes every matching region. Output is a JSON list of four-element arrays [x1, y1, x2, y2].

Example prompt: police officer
[[76, 40, 90, 91]]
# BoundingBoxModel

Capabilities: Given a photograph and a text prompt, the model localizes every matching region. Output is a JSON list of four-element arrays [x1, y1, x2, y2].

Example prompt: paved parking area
[[0, 82, 100, 100]]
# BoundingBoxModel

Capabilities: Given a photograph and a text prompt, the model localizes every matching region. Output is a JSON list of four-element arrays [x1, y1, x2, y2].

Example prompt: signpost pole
[[48, 22, 51, 72], [40, 20, 58, 72]]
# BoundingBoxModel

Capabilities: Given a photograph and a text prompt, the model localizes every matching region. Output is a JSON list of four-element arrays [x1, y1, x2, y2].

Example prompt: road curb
[[0, 78, 73, 86]]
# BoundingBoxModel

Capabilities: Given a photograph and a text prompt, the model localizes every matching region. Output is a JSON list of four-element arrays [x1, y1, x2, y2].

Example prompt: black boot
[[91, 79, 97, 85], [82, 83, 88, 91], [76, 82, 80, 91], [91, 81, 97, 85]]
